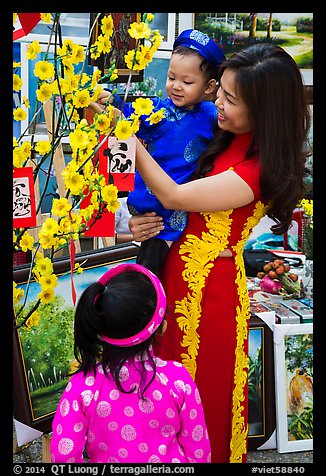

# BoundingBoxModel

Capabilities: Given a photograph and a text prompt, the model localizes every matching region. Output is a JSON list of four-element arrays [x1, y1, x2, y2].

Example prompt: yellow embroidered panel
[[175, 209, 233, 378], [229, 200, 269, 462]]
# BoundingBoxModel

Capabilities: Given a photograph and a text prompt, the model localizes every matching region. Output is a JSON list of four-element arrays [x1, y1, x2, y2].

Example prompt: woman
[[128, 44, 310, 462]]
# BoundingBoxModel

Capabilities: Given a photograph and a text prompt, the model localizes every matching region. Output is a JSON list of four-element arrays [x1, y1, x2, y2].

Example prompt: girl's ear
[[158, 319, 167, 336]]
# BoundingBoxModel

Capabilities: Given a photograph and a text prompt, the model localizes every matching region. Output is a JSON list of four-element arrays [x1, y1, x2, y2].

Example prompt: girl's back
[[51, 349, 211, 463]]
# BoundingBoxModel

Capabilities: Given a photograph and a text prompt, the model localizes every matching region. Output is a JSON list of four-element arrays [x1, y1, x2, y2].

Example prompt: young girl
[[128, 43, 311, 463], [50, 263, 211, 463]]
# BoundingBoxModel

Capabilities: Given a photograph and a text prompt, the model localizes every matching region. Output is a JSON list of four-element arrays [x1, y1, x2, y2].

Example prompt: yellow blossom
[[136, 45, 153, 70], [36, 82, 54, 102], [124, 49, 138, 70], [24, 311, 40, 330], [64, 171, 86, 196], [13, 74, 23, 91], [13, 108, 27, 121], [74, 263, 84, 274], [19, 231, 34, 252], [40, 13, 52, 24], [96, 34, 112, 54], [38, 288, 55, 304], [69, 128, 90, 150], [51, 197, 72, 217], [146, 14, 155, 23], [146, 108, 165, 125], [13, 282, 24, 305], [26, 40, 41, 60], [101, 15, 114, 36], [128, 21, 151, 40], [41, 217, 59, 236], [34, 60, 55, 80], [73, 89, 91, 108], [35, 140, 52, 156], [101, 184, 118, 203], [38, 230, 59, 249], [34, 256, 53, 275], [94, 113, 112, 133], [132, 97, 154, 116], [114, 119, 134, 140], [22, 96, 30, 108], [39, 274, 58, 290]]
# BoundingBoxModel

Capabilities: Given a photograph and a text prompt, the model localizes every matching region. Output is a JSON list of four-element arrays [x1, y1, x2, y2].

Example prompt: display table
[[247, 278, 313, 453]]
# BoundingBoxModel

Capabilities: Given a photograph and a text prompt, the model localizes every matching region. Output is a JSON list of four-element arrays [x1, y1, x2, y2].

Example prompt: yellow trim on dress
[[229, 200, 268, 462], [175, 197, 268, 462], [175, 209, 233, 378]]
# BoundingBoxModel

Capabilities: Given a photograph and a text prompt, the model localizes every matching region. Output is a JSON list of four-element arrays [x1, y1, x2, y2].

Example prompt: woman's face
[[215, 68, 252, 134]]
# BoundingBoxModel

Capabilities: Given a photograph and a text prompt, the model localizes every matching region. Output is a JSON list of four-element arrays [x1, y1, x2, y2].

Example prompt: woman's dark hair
[[194, 43, 311, 235], [172, 45, 220, 82], [73, 271, 160, 399]]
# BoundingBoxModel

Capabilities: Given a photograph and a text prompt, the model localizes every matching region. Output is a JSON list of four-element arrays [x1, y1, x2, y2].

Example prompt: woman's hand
[[128, 212, 164, 242]]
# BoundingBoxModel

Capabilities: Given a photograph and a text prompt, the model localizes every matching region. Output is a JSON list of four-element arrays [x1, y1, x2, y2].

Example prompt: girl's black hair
[[172, 45, 220, 82], [193, 43, 311, 235], [73, 271, 160, 399]]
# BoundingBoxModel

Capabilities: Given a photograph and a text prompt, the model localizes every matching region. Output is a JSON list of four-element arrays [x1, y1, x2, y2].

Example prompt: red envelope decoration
[[105, 136, 136, 191], [80, 137, 115, 237], [13, 167, 37, 228]]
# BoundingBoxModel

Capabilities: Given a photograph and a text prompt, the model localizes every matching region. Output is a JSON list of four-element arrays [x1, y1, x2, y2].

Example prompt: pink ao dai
[[50, 351, 211, 463]]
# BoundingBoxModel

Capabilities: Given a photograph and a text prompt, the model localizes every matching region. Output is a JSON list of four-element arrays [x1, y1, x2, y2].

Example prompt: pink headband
[[97, 263, 166, 347]]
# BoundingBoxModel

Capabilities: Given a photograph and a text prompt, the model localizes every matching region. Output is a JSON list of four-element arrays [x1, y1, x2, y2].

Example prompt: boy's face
[[166, 53, 210, 109]]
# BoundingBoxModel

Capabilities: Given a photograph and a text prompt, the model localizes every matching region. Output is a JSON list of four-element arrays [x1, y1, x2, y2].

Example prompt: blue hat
[[173, 29, 225, 68]]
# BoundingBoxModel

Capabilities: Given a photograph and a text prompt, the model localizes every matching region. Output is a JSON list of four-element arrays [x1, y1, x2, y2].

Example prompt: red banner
[[13, 13, 41, 40]]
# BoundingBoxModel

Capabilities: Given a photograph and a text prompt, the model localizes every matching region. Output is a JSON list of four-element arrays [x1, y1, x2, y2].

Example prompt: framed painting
[[13, 243, 139, 445], [89, 13, 144, 83], [248, 315, 276, 450], [194, 13, 313, 85], [273, 323, 313, 452]]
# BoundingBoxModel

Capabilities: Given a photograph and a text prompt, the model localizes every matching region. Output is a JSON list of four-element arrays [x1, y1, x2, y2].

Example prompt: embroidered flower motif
[[60, 399, 70, 417], [96, 400, 111, 417], [81, 390, 93, 407], [152, 390, 162, 400], [73, 422, 83, 432], [85, 376, 95, 386], [118, 448, 128, 458], [161, 424, 176, 437], [139, 442, 148, 452], [58, 438, 74, 455], [121, 424, 137, 441], [192, 424, 204, 441], [108, 421, 118, 431], [148, 454, 161, 463], [139, 398, 154, 413], [158, 444, 167, 455], [109, 389, 120, 400], [169, 210, 187, 231], [184, 137, 209, 164], [124, 406, 134, 416]]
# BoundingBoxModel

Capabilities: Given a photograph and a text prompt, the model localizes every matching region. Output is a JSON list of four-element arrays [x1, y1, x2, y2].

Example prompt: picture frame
[[13, 243, 139, 444], [273, 323, 313, 452], [248, 315, 276, 450], [193, 13, 313, 85], [88, 13, 144, 83]]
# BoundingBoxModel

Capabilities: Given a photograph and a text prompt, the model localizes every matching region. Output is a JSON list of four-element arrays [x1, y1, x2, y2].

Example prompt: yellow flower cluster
[[13, 13, 165, 328]]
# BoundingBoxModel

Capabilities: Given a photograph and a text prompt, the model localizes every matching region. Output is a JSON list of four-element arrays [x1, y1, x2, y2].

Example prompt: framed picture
[[273, 323, 313, 452], [194, 13, 313, 85], [13, 243, 139, 445], [248, 315, 276, 450], [89, 13, 144, 83]]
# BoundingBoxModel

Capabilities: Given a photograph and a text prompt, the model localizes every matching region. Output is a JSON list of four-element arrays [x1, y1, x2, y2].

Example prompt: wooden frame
[[89, 13, 144, 83], [248, 315, 276, 450], [273, 323, 313, 452], [13, 243, 139, 444]]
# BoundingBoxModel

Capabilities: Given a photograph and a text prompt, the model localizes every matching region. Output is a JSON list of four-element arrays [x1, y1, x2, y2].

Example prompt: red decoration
[[13, 13, 41, 40], [13, 167, 37, 228]]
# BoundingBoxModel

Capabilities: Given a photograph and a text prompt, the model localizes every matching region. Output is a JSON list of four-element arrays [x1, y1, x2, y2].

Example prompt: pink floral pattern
[[50, 349, 211, 463]]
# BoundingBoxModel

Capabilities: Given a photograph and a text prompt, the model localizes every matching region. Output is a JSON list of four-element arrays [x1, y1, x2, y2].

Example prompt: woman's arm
[[135, 139, 254, 213]]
